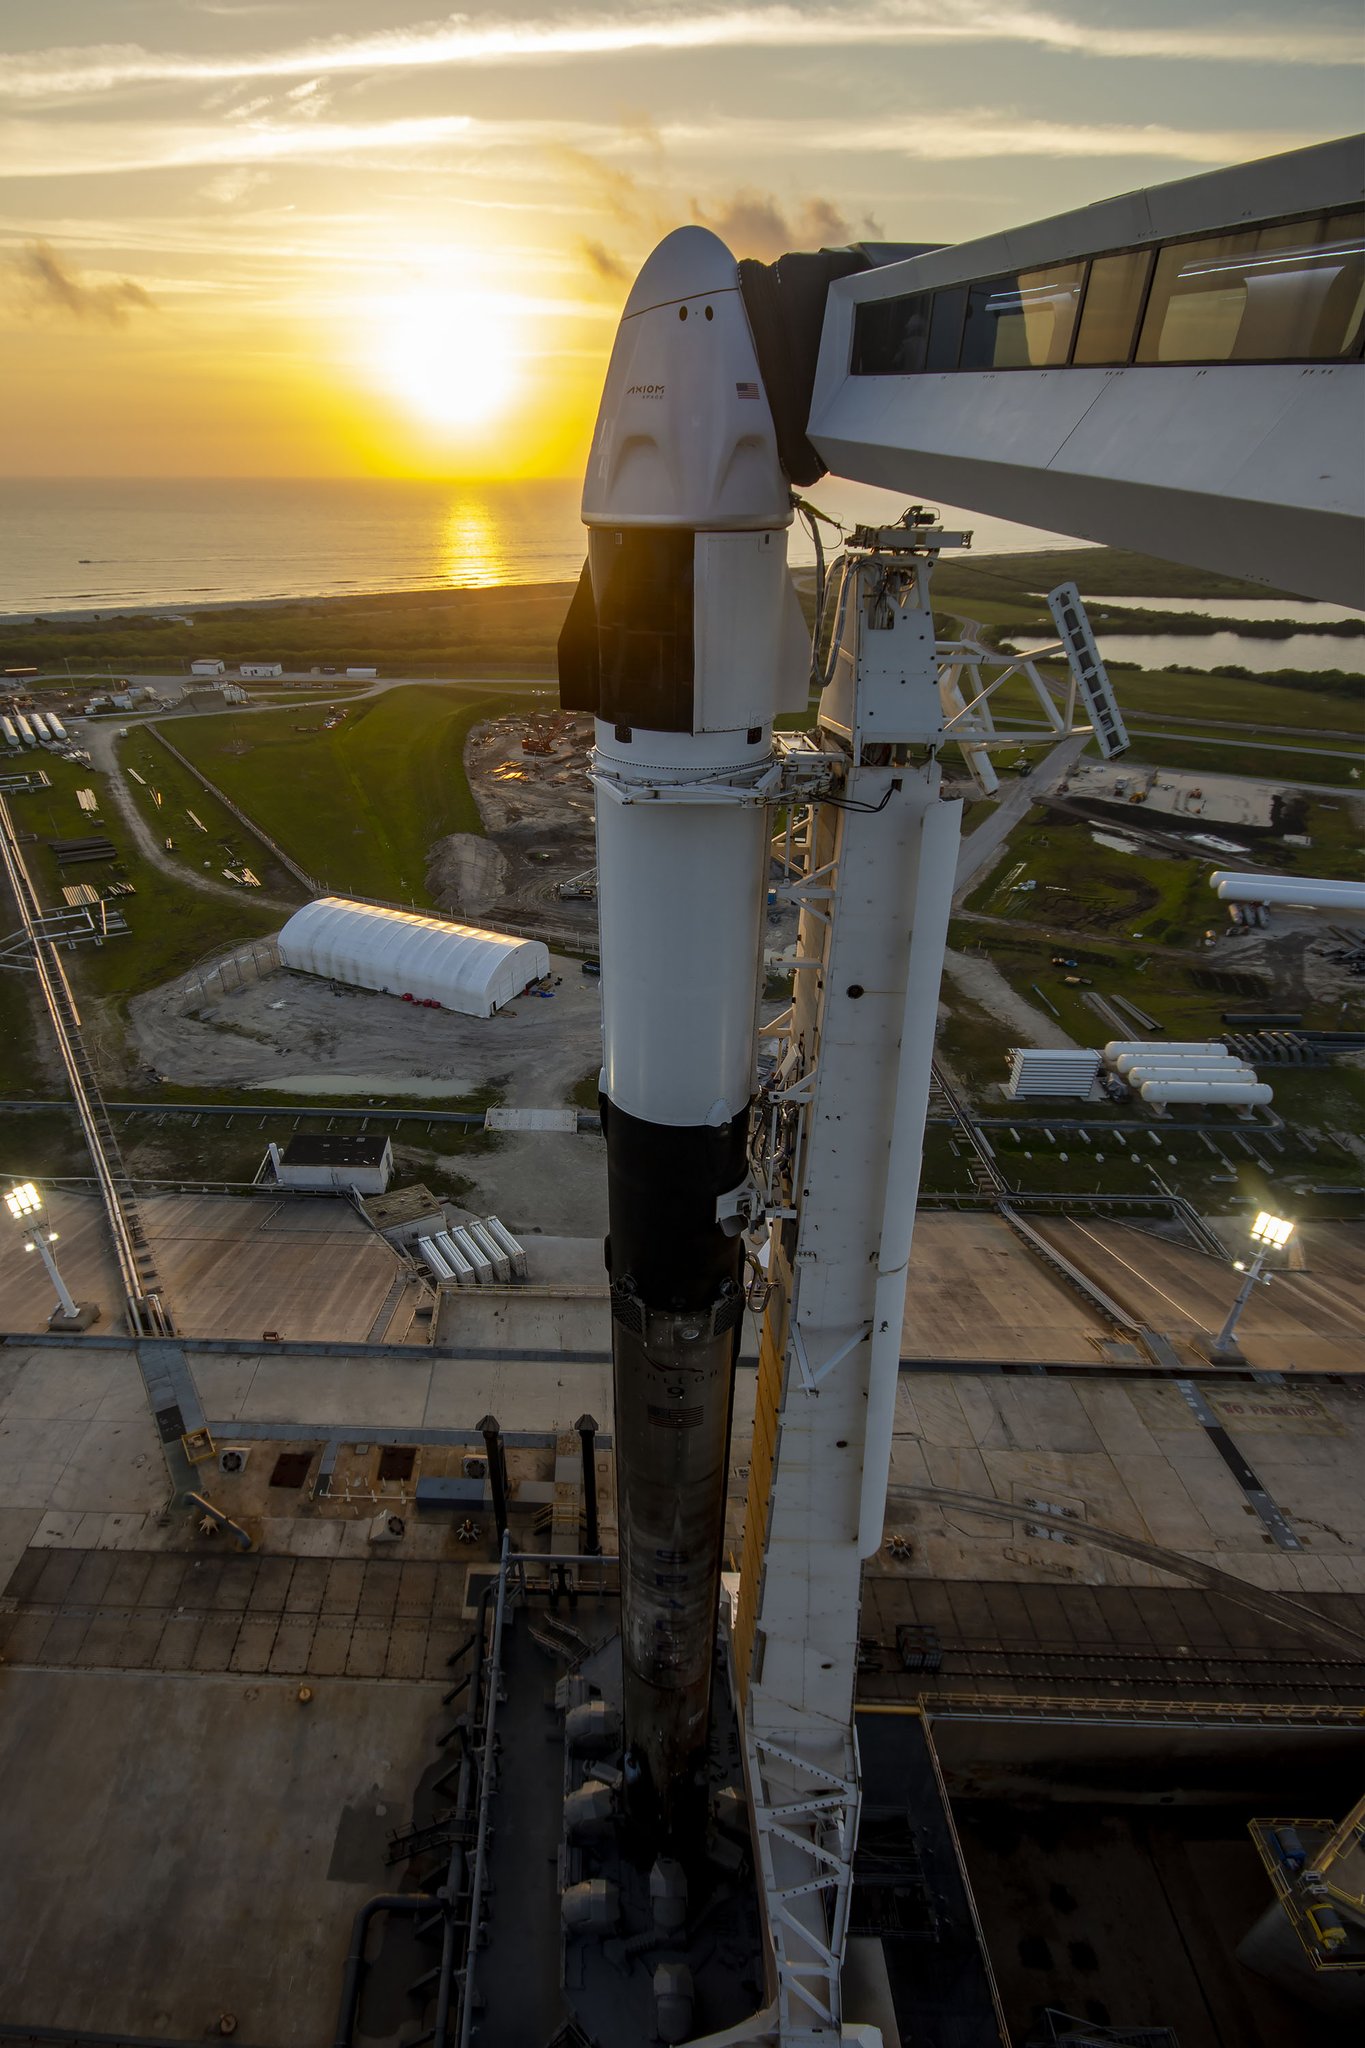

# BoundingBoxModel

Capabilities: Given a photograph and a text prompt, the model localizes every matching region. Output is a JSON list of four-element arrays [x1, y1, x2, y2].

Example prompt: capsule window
[[704, 305, 713, 320], [679, 305, 688, 320]]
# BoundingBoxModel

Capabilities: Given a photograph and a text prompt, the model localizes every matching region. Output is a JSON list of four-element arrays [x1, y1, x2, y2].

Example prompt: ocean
[[0, 476, 1072, 618]]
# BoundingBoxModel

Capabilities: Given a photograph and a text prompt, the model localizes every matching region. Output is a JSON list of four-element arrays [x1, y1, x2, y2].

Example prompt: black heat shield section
[[589, 527, 695, 733], [558, 558, 600, 713], [738, 242, 945, 486], [600, 1095, 749, 1313], [557, 531, 698, 731]]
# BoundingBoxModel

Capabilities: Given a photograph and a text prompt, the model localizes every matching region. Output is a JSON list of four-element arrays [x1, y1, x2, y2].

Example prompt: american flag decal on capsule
[[735, 381, 760, 399]]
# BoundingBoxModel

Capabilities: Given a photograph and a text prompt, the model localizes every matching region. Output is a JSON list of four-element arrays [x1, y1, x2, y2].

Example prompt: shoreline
[[0, 578, 583, 629]]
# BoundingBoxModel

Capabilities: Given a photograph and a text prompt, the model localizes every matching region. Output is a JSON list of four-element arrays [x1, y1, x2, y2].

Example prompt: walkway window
[[960, 262, 1086, 368], [850, 290, 931, 375], [1073, 250, 1153, 365], [1137, 209, 1365, 363]]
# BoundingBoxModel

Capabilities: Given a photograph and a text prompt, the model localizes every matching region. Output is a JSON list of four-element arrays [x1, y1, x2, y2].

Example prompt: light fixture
[[4, 1181, 42, 1221], [4, 1179, 89, 1327], [1211, 1208, 1298, 1363]]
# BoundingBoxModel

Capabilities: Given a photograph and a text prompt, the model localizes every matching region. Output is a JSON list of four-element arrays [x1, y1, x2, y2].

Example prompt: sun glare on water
[[376, 286, 519, 434]]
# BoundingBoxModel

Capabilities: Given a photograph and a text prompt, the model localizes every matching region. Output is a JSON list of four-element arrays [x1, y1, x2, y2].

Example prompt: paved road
[[952, 730, 1089, 897]]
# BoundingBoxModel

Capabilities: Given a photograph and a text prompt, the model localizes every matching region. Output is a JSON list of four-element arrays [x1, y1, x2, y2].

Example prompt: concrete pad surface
[[0, 1668, 443, 2044]]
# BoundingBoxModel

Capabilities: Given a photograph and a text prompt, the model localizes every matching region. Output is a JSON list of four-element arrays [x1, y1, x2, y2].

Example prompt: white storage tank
[[1140, 1079, 1273, 1105], [46, 713, 67, 741], [1, 716, 17, 747], [449, 1225, 494, 1284], [277, 896, 549, 1019], [1211, 872, 1365, 913], [483, 1215, 528, 1281], [29, 712, 51, 741], [432, 1230, 475, 1287], [417, 1235, 455, 1281], [1105, 1041, 1226, 1067], [16, 715, 35, 746], [467, 1220, 512, 1283]]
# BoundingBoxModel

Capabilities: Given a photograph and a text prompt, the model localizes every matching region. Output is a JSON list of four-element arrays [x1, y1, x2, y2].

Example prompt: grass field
[[966, 809, 1212, 944], [932, 544, 1309, 607], [7, 755, 283, 1007], [116, 732, 307, 901], [1123, 732, 1364, 791], [0, 1098, 503, 1194], [168, 683, 520, 903], [977, 657, 1363, 736]]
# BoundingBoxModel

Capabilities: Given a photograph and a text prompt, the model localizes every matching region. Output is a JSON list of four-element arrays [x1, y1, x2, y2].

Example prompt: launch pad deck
[[0, 1319, 1363, 2042]]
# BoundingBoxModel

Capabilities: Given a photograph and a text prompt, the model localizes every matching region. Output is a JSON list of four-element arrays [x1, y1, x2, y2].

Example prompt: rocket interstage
[[557, 226, 810, 1832]]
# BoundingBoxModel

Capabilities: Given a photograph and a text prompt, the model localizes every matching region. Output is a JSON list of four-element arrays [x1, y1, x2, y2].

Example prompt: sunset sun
[[374, 285, 519, 433]]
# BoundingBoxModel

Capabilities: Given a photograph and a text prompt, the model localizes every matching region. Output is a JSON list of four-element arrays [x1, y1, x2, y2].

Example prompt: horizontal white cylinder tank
[[1210, 872, 1365, 911], [1105, 1040, 1228, 1064], [1127, 1069, 1256, 1090], [1112, 1046, 1230, 1075], [1125, 1061, 1253, 1080], [1140, 1079, 1273, 1104]]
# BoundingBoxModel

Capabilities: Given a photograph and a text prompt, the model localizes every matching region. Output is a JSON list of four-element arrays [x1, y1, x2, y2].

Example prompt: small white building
[[1005, 1048, 1102, 1100], [190, 659, 226, 678], [268, 1132, 393, 1193], [277, 896, 550, 1018], [240, 662, 284, 680], [346, 666, 378, 680]]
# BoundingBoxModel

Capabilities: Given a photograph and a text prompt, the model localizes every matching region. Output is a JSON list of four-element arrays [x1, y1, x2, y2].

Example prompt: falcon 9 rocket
[[558, 225, 810, 1832]]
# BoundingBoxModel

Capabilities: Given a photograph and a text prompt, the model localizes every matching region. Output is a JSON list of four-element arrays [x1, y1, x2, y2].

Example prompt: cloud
[[0, 105, 1320, 184], [199, 166, 272, 204], [579, 237, 631, 283], [1, 4, 1356, 102], [10, 240, 157, 323], [692, 190, 860, 258]]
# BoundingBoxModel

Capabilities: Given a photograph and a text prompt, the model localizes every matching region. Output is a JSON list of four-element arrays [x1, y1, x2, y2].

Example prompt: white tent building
[[278, 897, 549, 1018]]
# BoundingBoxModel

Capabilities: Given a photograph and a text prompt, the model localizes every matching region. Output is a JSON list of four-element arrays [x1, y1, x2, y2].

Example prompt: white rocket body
[[559, 227, 809, 1830]]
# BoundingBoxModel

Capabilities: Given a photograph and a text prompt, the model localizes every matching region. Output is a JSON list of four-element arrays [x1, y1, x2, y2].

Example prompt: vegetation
[[167, 684, 520, 903], [116, 731, 307, 901], [8, 754, 281, 1008], [1123, 733, 1364, 791], [0, 1097, 504, 1189], [0, 582, 575, 679], [931, 544, 1311, 607], [966, 810, 1209, 945]]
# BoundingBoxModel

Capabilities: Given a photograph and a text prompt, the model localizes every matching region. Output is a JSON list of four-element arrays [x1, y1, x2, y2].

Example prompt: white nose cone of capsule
[[583, 225, 790, 532]]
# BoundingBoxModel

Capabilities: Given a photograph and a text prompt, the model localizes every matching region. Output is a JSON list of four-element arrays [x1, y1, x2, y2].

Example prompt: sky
[[1, 0, 1360, 480]]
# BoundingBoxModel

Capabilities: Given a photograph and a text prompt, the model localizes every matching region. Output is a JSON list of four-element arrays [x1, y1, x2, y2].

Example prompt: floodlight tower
[[4, 1181, 97, 1331], [1210, 1209, 1295, 1363]]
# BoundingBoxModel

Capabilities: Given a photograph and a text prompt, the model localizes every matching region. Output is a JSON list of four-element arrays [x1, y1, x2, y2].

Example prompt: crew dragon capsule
[[559, 226, 811, 1832]]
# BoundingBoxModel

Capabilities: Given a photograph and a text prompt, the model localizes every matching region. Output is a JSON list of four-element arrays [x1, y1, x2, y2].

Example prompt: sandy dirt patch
[[130, 950, 604, 1108], [424, 832, 510, 920], [942, 947, 1080, 1049]]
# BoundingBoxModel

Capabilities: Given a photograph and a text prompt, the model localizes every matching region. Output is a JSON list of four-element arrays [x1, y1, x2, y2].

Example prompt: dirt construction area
[[426, 710, 598, 940]]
